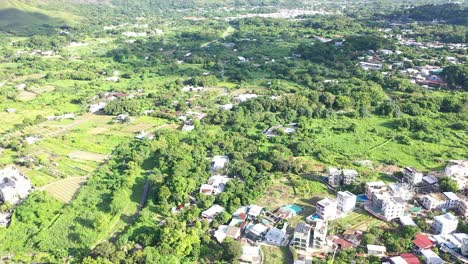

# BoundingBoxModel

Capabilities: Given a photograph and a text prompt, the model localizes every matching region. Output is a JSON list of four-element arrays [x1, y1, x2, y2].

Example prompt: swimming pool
[[357, 194, 369, 202], [284, 204, 304, 214]]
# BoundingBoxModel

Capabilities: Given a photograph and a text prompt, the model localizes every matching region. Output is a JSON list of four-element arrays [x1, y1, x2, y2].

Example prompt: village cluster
[[192, 158, 467, 264]]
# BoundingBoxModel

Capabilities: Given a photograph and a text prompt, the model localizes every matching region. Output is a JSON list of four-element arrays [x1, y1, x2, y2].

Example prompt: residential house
[[246, 223, 268, 241], [365, 181, 387, 202], [400, 253, 422, 264], [329, 236, 353, 251], [312, 220, 327, 250], [462, 238, 468, 256], [342, 169, 358, 185], [444, 160, 468, 190], [420, 249, 445, 264], [337, 191, 356, 214], [247, 205, 264, 219], [367, 244, 386, 256], [235, 94, 258, 103], [382, 197, 405, 221], [220, 104, 233, 111], [0, 166, 32, 205], [413, 234, 436, 251], [316, 198, 337, 220], [264, 226, 287, 246], [201, 204, 225, 222], [399, 216, 417, 227], [421, 192, 461, 211], [403, 167, 423, 185], [327, 167, 342, 187], [211, 156, 229, 172], [432, 213, 458, 234], [293, 222, 312, 250], [89, 102, 107, 113], [199, 175, 231, 195], [327, 167, 357, 187], [388, 183, 413, 201], [359, 62, 383, 71], [239, 246, 261, 264]]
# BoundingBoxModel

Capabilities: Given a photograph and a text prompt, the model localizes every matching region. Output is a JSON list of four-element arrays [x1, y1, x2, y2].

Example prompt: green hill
[[0, 0, 82, 36]]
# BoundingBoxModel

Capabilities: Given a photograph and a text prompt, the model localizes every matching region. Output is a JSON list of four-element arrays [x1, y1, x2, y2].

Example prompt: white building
[[0, 166, 32, 205], [367, 244, 386, 256], [421, 192, 461, 211], [89, 102, 107, 113], [359, 62, 383, 71], [247, 205, 264, 219], [312, 219, 328, 250], [211, 156, 229, 172], [433, 213, 458, 235], [365, 181, 387, 198], [421, 249, 445, 264], [462, 238, 468, 256], [444, 160, 468, 190], [293, 222, 312, 250], [388, 183, 413, 201], [239, 246, 261, 264], [382, 197, 405, 221], [264, 226, 287, 246], [337, 191, 356, 214], [342, 169, 358, 185], [316, 198, 337, 220], [199, 175, 232, 195], [403, 167, 423, 185], [201, 204, 225, 222], [235, 93, 258, 103]]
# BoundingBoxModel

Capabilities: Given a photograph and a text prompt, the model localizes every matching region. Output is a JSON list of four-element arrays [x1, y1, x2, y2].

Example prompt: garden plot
[[42, 176, 88, 203], [68, 150, 109, 162], [17, 90, 37, 101]]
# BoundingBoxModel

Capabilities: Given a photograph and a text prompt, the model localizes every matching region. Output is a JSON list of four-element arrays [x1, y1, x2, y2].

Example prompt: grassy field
[[256, 174, 332, 226]]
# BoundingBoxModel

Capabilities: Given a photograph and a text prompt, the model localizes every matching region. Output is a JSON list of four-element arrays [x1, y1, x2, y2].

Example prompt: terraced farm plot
[[335, 209, 388, 231], [42, 177, 87, 203], [17, 90, 37, 101], [68, 150, 109, 162], [125, 123, 156, 133]]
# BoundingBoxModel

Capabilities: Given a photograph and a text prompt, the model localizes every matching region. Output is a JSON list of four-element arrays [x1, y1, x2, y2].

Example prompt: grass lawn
[[261, 245, 293, 264]]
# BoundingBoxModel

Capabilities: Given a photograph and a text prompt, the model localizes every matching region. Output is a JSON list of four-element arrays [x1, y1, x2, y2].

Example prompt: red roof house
[[400, 253, 421, 264], [413, 234, 435, 250]]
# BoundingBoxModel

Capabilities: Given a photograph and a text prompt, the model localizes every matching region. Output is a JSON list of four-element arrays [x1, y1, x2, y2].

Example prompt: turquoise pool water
[[284, 204, 304, 213], [357, 194, 369, 202]]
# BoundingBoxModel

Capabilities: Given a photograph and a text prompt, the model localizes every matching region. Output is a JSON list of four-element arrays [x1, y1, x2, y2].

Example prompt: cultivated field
[[41, 176, 88, 203], [68, 150, 109, 162]]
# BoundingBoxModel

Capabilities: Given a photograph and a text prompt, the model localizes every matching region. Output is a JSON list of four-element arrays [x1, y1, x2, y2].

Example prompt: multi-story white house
[[342, 169, 358, 185], [199, 175, 232, 195], [337, 191, 356, 214], [293, 222, 312, 250], [0, 166, 32, 205], [432, 213, 458, 235], [421, 192, 464, 213], [382, 197, 405, 221], [316, 198, 337, 220], [403, 167, 423, 185], [312, 219, 328, 250], [327, 167, 358, 187]]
